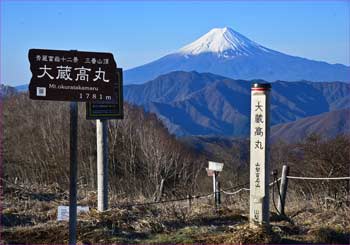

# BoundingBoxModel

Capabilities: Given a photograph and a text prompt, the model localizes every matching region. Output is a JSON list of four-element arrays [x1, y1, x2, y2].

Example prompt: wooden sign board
[[86, 68, 123, 120], [28, 49, 117, 102]]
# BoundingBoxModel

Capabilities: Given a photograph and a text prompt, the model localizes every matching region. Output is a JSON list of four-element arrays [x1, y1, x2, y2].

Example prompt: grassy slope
[[2, 183, 350, 244]]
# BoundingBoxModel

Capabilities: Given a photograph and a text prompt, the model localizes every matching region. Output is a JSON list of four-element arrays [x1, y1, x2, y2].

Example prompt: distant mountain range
[[4, 71, 349, 142], [271, 108, 350, 142], [181, 108, 350, 159], [14, 84, 28, 92], [124, 71, 350, 137], [6, 26, 350, 141], [124, 27, 350, 84], [0, 84, 18, 97]]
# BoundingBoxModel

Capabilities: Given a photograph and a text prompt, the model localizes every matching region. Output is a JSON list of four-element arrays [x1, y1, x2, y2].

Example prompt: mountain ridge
[[179, 27, 274, 57], [182, 108, 350, 157], [124, 71, 350, 137], [124, 27, 350, 84], [271, 108, 350, 143]]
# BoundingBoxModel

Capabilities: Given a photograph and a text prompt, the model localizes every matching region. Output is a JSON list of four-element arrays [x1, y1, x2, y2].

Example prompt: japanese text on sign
[[249, 83, 271, 226], [252, 99, 265, 189], [29, 49, 117, 102]]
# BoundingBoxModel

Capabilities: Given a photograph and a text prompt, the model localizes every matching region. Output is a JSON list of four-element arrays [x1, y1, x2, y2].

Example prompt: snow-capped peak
[[179, 27, 271, 57]]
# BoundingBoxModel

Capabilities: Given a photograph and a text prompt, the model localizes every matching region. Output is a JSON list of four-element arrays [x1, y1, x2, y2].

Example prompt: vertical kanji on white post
[[249, 83, 271, 226]]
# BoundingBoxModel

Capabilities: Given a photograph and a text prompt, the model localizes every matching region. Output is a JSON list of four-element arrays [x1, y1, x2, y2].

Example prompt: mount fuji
[[124, 27, 350, 84]]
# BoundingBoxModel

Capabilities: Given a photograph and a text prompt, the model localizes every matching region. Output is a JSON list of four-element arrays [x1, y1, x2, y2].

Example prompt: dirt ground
[[1, 182, 350, 244]]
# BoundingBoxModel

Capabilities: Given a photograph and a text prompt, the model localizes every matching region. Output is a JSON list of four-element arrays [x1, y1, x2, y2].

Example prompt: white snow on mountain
[[124, 27, 350, 84], [178, 27, 273, 58]]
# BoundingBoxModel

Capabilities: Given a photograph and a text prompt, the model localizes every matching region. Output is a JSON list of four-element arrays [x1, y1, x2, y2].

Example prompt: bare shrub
[[270, 133, 350, 205], [3, 94, 204, 198]]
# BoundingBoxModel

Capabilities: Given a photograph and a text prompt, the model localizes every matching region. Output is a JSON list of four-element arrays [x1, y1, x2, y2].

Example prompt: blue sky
[[1, 0, 349, 86]]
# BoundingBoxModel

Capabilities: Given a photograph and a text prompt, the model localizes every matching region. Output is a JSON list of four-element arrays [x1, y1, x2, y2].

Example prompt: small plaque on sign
[[57, 206, 89, 221], [86, 68, 123, 120], [208, 161, 224, 172]]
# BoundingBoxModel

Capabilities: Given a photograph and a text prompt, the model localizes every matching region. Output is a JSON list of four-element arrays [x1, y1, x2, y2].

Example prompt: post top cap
[[252, 83, 271, 89], [251, 83, 271, 91]]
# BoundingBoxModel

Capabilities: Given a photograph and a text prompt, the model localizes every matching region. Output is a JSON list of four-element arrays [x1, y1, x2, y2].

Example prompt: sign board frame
[[28, 48, 117, 102], [85, 68, 123, 120]]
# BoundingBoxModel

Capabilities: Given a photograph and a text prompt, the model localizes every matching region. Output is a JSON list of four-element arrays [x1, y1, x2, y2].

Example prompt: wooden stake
[[187, 194, 192, 210], [277, 165, 289, 216], [157, 178, 165, 202]]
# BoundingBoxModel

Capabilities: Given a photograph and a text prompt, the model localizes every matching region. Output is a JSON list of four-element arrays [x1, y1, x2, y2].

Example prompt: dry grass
[[2, 182, 350, 244]]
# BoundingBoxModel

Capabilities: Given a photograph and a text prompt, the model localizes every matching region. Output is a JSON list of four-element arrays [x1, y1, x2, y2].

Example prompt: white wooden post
[[213, 172, 216, 200], [97, 119, 108, 211], [249, 83, 271, 226]]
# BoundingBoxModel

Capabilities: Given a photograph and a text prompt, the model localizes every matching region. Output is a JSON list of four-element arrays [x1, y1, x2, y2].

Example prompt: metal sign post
[[28, 48, 119, 244], [249, 83, 271, 226], [214, 172, 221, 209], [207, 161, 224, 209], [88, 68, 124, 212], [213, 171, 217, 198], [97, 119, 108, 211], [69, 102, 78, 244]]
